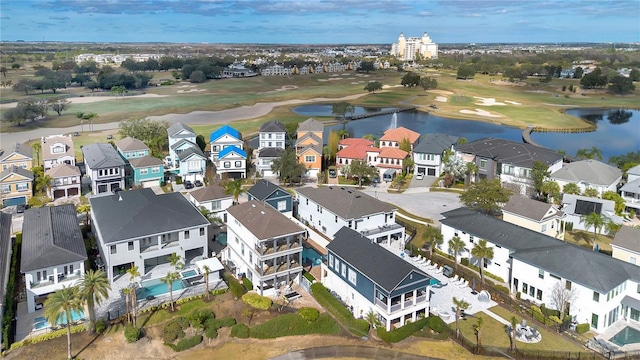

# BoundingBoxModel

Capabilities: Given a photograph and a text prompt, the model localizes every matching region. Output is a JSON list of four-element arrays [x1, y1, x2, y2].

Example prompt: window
[[538, 269, 544, 279], [591, 314, 598, 329], [348, 268, 357, 285], [480, 159, 487, 169], [0, 185, 9, 193], [335, 215, 338, 223], [224, 162, 231, 168], [348, 221, 352, 228], [200, 228, 205, 236], [529, 285, 535, 297], [249, 253, 252, 264], [566, 280, 572, 290], [513, 278, 519, 291], [184, 230, 190, 239], [52, 146, 64, 154], [277, 201, 286, 211], [188, 160, 202, 170], [341, 263, 346, 277], [537, 289, 542, 301], [317, 205, 322, 213], [335, 259, 340, 271], [550, 273, 561, 280], [541, 224, 547, 232], [128, 241, 134, 251], [140, 168, 149, 175], [593, 292, 600, 302], [503, 164, 515, 175], [152, 167, 160, 173], [110, 245, 116, 254], [469, 236, 474, 243], [522, 283, 528, 294], [211, 200, 222, 210], [304, 155, 315, 162], [17, 182, 29, 191], [329, 254, 334, 268], [241, 243, 245, 256], [235, 161, 242, 168], [631, 257, 637, 265]]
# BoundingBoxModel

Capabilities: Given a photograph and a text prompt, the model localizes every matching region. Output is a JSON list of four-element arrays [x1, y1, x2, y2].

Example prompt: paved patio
[[593, 318, 640, 354]]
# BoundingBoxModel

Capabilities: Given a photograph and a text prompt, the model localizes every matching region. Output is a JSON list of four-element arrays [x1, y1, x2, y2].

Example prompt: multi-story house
[[209, 125, 244, 161], [21, 204, 87, 313], [456, 138, 563, 196], [377, 148, 408, 176], [247, 179, 293, 216], [116, 137, 165, 187], [335, 138, 379, 175], [167, 122, 198, 169], [81, 143, 126, 195], [379, 127, 420, 151], [0, 142, 33, 171], [256, 121, 286, 177], [502, 195, 565, 240], [324, 227, 431, 331], [224, 200, 305, 296], [0, 213, 11, 346], [188, 185, 233, 223], [295, 186, 404, 246], [45, 164, 81, 200], [90, 188, 210, 283], [412, 133, 459, 176], [178, 147, 207, 182], [217, 146, 247, 179], [41, 135, 75, 171], [295, 118, 324, 179], [612, 226, 640, 266], [0, 166, 33, 206], [551, 159, 622, 197], [620, 164, 640, 214], [115, 137, 149, 160]]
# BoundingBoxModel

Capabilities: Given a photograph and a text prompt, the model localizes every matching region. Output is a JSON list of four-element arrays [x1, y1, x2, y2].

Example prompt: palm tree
[[562, 183, 581, 195], [471, 239, 494, 284], [161, 271, 181, 311], [32, 142, 42, 167], [76, 203, 91, 226], [202, 265, 211, 301], [465, 162, 478, 188], [395, 172, 407, 191], [168, 253, 183, 270], [453, 296, 470, 338], [509, 316, 518, 352], [605, 218, 622, 237], [44, 285, 84, 360], [126, 266, 140, 326], [364, 309, 381, 332], [224, 178, 246, 204], [448, 236, 466, 269], [77, 269, 111, 333], [474, 316, 484, 351], [35, 173, 53, 195], [580, 212, 605, 251], [121, 287, 131, 324], [422, 226, 443, 258]]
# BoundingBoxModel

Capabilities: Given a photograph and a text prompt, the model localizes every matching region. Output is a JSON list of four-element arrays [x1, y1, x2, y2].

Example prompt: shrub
[[576, 323, 590, 334], [460, 258, 469, 266], [377, 318, 429, 343], [494, 284, 510, 294], [530, 305, 542, 314], [242, 278, 253, 290], [188, 309, 214, 329], [427, 316, 446, 333], [298, 307, 320, 322], [124, 326, 141, 343], [168, 334, 202, 352], [310, 283, 369, 336], [516, 292, 521, 300], [225, 273, 245, 299], [9, 324, 85, 350], [204, 326, 218, 339], [94, 319, 107, 334], [549, 315, 562, 325], [250, 313, 340, 339], [163, 321, 185, 343], [230, 323, 250, 338], [540, 304, 561, 318], [205, 317, 236, 330], [303, 272, 315, 282], [242, 292, 272, 310]]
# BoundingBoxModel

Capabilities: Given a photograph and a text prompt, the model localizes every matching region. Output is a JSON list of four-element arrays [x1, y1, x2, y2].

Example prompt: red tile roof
[[336, 144, 379, 160], [380, 127, 420, 144], [339, 138, 374, 147], [379, 147, 408, 159]]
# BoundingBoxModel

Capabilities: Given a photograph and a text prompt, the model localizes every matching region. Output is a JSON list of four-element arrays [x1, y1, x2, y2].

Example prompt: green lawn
[[564, 230, 613, 252]]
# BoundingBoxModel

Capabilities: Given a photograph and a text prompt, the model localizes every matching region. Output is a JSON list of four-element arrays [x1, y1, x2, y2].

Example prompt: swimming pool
[[610, 326, 640, 346], [136, 277, 187, 299], [34, 309, 85, 329], [181, 269, 198, 279], [302, 247, 323, 267], [216, 232, 227, 246]]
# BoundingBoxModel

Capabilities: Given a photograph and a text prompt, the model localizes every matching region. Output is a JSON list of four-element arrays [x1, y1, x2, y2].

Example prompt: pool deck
[[595, 319, 640, 353], [15, 302, 85, 342]]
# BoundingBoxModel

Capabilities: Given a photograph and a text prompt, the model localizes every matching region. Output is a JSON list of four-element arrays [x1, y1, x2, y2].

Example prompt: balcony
[[30, 272, 82, 289], [359, 223, 404, 237], [255, 261, 301, 277], [141, 244, 159, 253], [374, 294, 428, 314], [161, 241, 179, 249]]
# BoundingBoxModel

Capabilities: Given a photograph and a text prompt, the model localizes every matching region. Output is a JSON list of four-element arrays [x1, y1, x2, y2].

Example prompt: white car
[[415, 173, 425, 180]]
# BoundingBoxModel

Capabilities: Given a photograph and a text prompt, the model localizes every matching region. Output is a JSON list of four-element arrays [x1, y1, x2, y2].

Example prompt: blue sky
[[1, 0, 639, 44]]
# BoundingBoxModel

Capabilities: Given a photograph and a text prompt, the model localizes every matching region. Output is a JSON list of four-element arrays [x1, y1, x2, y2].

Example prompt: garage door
[[53, 189, 66, 199], [3, 197, 26, 206], [68, 188, 79, 196], [427, 168, 436, 176], [141, 181, 157, 188]]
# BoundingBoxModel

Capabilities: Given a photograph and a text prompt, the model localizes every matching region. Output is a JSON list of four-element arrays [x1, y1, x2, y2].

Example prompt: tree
[[77, 203, 91, 226], [602, 191, 625, 215], [13, 79, 35, 95], [331, 102, 354, 119], [580, 212, 605, 251], [474, 316, 484, 350], [471, 240, 494, 284], [43, 285, 84, 360], [364, 81, 383, 93], [202, 265, 212, 301], [0, 66, 6, 77], [359, 61, 375, 73], [509, 316, 518, 351], [448, 236, 466, 269], [442, 156, 466, 184], [464, 162, 478, 188], [162, 271, 181, 311], [35, 173, 53, 195], [582, 187, 599, 198], [420, 77, 438, 90], [531, 161, 550, 195], [364, 309, 380, 332], [457, 65, 476, 79], [224, 179, 246, 204], [605, 218, 622, 237], [453, 296, 470, 338], [48, 98, 71, 116], [77, 269, 111, 333], [575, 147, 603, 160], [127, 266, 140, 326], [119, 118, 169, 157], [540, 180, 560, 204], [110, 85, 128, 97], [121, 287, 131, 324], [349, 160, 377, 187], [460, 179, 512, 214], [2, 99, 48, 126], [32, 142, 42, 167], [563, 183, 581, 195], [168, 253, 183, 270], [608, 75, 635, 95], [326, 131, 340, 161], [394, 172, 407, 191], [271, 147, 308, 185], [189, 70, 207, 83], [400, 72, 420, 87], [549, 281, 577, 322], [422, 226, 443, 258], [196, 134, 207, 151]]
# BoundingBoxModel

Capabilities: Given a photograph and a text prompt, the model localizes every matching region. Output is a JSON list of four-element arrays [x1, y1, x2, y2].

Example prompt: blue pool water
[[137, 277, 186, 299], [610, 326, 640, 346], [429, 278, 441, 286], [181, 269, 198, 278], [35, 309, 85, 329], [302, 247, 323, 267], [216, 232, 227, 246]]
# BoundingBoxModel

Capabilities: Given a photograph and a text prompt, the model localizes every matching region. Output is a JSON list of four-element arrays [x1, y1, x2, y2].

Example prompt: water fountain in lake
[[390, 112, 398, 130]]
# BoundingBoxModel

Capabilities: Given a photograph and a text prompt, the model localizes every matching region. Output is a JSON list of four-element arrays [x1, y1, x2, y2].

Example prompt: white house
[[90, 188, 210, 283], [224, 200, 305, 296], [41, 135, 75, 171], [21, 205, 87, 313], [45, 164, 82, 200], [0, 213, 11, 346], [551, 159, 622, 197], [620, 164, 640, 213], [188, 185, 234, 223], [209, 125, 244, 161], [81, 143, 126, 194], [177, 147, 207, 182], [167, 122, 198, 169], [412, 133, 459, 177], [216, 146, 247, 179], [256, 120, 286, 177], [295, 186, 404, 247], [561, 194, 623, 231]]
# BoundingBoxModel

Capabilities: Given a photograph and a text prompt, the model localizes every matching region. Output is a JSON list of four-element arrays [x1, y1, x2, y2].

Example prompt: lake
[[291, 105, 640, 161]]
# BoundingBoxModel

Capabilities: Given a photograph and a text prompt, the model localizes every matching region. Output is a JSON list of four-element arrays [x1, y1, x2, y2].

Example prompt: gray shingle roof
[[611, 226, 640, 253], [90, 188, 209, 244], [327, 227, 430, 293], [551, 160, 622, 186], [0, 165, 34, 180], [82, 143, 126, 169], [620, 178, 640, 194], [227, 200, 303, 240], [502, 195, 563, 222], [259, 120, 286, 133], [296, 186, 395, 219], [0, 142, 32, 162], [456, 138, 563, 168], [295, 132, 322, 147], [189, 185, 231, 202], [247, 180, 286, 201], [115, 137, 149, 152], [297, 118, 323, 133], [45, 164, 81, 178], [177, 146, 206, 161], [20, 204, 87, 272], [128, 156, 164, 168], [167, 122, 195, 138], [0, 213, 12, 302], [258, 148, 283, 158], [170, 139, 197, 151], [413, 133, 459, 154]]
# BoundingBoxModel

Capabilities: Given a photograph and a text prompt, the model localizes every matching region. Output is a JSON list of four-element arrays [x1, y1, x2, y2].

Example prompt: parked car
[[373, 174, 380, 184], [184, 180, 194, 189], [415, 173, 425, 180], [194, 180, 203, 187], [73, 132, 80, 136], [16, 204, 26, 213], [328, 166, 337, 178], [107, 135, 113, 140]]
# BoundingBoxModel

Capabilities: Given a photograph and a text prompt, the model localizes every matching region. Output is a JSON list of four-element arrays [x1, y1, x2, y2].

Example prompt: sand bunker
[[460, 109, 501, 118], [177, 89, 206, 93], [382, 85, 403, 89], [426, 90, 453, 95], [434, 96, 448, 102], [505, 100, 521, 105], [473, 97, 507, 106]]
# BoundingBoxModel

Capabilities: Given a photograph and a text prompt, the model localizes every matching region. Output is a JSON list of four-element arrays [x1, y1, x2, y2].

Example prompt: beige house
[[41, 135, 75, 171], [611, 226, 640, 266], [45, 164, 81, 200], [502, 195, 565, 240], [0, 143, 33, 171]]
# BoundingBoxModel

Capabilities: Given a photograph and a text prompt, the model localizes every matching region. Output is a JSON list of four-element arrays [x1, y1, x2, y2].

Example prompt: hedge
[[250, 313, 340, 339], [303, 272, 315, 283], [242, 278, 253, 291], [167, 334, 202, 352], [298, 307, 320, 322], [163, 320, 185, 343], [3, 233, 21, 350], [376, 318, 429, 343], [9, 324, 85, 350], [576, 323, 590, 334], [224, 273, 245, 299], [205, 317, 236, 331], [427, 315, 446, 333], [310, 283, 369, 336], [242, 293, 272, 310], [204, 327, 218, 339], [230, 323, 250, 338], [124, 326, 141, 343]]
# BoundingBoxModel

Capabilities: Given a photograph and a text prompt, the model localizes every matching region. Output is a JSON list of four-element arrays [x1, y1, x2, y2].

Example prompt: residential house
[[224, 200, 305, 296], [167, 122, 198, 169], [209, 125, 244, 161], [256, 148, 283, 177], [335, 138, 379, 175], [21, 204, 87, 313], [90, 188, 210, 283], [0, 213, 12, 347], [377, 148, 408, 176], [0, 166, 34, 206], [115, 137, 165, 187], [297, 141, 322, 179], [188, 185, 233, 223], [295, 118, 324, 179], [256, 120, 286, 177], [247, 179, 293, 216], [612, 226, 640, 266], [620, 164, 640, 213], [178, 147, 207, 182], [440, 207, 640, 333], [81, 143, 126, 195], [115, 137, 149, 160], [561, 194, 623, 231], [295, 186, 404, 247], [0, 142, 33, 171], [41, 135, 75, 171], [379, 127, 420, 151], [502, 195, 565, 240], [45, 164, 81, 199], [217, 146, 247, 179], [456, 138, 563, 196], [551, 159, 622, 197], [323, 227, 431, 331], [413, 133, 459, 176]]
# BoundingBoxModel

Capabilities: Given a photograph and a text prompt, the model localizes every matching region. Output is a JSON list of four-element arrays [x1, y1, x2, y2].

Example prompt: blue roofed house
[[247, 179, 293, 216], [210, 125, 246, 179], [209, 125, 243, 161], [324, 227, 431, 330], [115, 137, 165, 188]]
